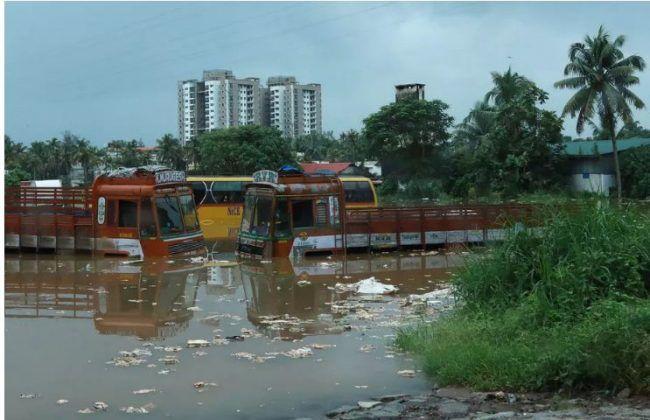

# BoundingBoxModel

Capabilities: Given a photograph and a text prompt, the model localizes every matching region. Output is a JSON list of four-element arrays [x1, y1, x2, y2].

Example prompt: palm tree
[[555, 26, 646, 201], [75, 139, 100, 184], [485, 67, 547, 106], [156, 134, 185, 170], [454, 101, 496, 152]]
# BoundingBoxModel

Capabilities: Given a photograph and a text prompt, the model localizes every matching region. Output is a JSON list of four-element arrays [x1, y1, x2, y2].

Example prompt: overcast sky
[[5, 1, 650, 146]]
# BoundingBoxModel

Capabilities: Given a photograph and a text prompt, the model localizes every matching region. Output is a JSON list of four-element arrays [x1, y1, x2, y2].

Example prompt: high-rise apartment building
[[267, 76, 322, 139], [178, 70, 321, 144]]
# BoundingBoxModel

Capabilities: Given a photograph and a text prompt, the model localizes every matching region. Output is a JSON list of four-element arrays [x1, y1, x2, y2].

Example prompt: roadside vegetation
[[396, 203, 650, 393]]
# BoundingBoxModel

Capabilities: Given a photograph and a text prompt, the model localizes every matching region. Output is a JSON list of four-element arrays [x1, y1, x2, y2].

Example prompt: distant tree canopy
[[197, 125, 296, 175], [104, 139, 153, 169], [156, 134, 185, 170], [363, 98, 454, 178], [449, 69, 566, 197], [292, 131, 337, 161], [5, 132, 101, 185]]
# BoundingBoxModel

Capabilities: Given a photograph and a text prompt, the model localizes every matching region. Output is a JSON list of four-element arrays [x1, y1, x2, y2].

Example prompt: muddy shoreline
[[326, 387, 650, 419]]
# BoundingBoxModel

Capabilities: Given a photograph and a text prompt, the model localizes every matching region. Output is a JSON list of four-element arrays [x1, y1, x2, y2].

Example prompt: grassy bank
[[396, 202, 650, 393]]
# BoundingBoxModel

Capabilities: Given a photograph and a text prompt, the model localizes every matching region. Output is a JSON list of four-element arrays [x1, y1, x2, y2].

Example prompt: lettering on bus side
[[97, 197, 106, 224], [227, 206, 241, 216]]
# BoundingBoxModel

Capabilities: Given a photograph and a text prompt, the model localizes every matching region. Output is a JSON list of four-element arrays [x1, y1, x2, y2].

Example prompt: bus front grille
[[169, 240, 205, 255]]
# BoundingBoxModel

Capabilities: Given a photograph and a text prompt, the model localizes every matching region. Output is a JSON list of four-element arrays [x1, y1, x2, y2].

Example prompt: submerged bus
[[236, 169, 535, 259], [189, 175, 377, 241], [5, 166, 205, 258]]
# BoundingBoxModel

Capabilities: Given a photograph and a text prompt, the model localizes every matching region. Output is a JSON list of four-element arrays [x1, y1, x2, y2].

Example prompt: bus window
[[251, 195, 273, 237], [139, 199, 157, 238], [328, 196, 340, 225], [343, 181, 374, 203], [106, 200, 118, 226], [179, 195, 200, 231], [292, 200, 314, 229], [118, 200, 138, 228], [241, 195, 255, 233], [275, 199, 290, 237], [191, 182, 207, 205], [315, 199, 328, 226], [211, 181, 245, 203], [156, 196, 184, 236]]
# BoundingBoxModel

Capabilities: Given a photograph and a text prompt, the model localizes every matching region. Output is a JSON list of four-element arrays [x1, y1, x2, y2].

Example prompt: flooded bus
[[188, 176, 252, 240], [190, 175, 378, 241], [340, 176, 378, 209], [236, 169, 535, 259], [5, 166, 206, 259]]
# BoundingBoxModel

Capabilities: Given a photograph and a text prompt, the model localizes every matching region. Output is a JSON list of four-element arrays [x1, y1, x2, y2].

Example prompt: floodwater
[[5, 250, 464, 419]]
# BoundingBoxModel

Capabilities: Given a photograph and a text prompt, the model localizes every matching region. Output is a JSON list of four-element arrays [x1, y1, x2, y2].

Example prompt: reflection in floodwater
[[5, 256, 203, 339], [241, 252, 464, 339], [5, 251, 464, 419]]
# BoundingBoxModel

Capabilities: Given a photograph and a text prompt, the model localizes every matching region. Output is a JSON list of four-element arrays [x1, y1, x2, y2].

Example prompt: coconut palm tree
[[454, 101, 496, 152], [156, 133, 185, 170], [485, 67, 547, 106], [555, 26, 646, 201]]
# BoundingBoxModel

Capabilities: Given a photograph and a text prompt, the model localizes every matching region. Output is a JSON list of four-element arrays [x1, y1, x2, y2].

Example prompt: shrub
[[396, 203, 650, 392]]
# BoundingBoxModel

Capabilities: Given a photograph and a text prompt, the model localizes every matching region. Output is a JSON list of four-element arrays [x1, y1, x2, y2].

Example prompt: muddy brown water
[[5, 250, 464, 419]]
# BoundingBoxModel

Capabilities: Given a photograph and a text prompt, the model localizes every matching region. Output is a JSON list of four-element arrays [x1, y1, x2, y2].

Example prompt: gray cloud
[[5, 2, 650, 145]]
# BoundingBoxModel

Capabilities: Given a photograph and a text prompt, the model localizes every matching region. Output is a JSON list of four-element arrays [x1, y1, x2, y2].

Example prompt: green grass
[[396, 202, 650, 393]]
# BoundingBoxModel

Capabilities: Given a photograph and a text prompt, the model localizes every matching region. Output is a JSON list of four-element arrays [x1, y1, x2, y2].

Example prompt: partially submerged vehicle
[[189, 174, 378, 241], [5, 166, 205, 258], [237, 169, 535, 259]]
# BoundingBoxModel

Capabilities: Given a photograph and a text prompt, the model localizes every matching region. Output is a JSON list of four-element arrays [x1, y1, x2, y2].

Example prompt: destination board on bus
[[252, 170, 278, 184], [155, 170, 186, 185]]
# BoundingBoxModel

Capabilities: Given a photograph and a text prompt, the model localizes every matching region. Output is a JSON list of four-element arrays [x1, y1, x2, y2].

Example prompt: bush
[[621, 145, 650, 199], [396, 203, 650, 392]]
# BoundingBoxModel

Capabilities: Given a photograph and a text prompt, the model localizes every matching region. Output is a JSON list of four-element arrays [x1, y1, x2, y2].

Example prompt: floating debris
[[158, 356, 179, 365], [19, 393, 39, 399], [163, 346, 182, 353], [226, 335, 245, 341], [187, 306, 202, 312], [78, 408, 94, 414], [297, 280, 311, 287], [121, 403, 155, 414], [93, 401, 109, 411], [193, 382, 219, 392], [359, 344, 376, 353], [310, 343, 335, 350], [282, 347, 313, 359], [132, 389, 156, 395], [187, 339, 210, 348], [358, 401, 381, 409], [56, 399, 69, 405], [397, 369, 416, 378], [212, 338, 230, 346]]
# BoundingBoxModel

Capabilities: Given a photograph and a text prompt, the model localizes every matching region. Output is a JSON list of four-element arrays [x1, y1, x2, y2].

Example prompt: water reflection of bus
[[189, 175, 377, 241], [240, 252, 463, 339], [4, 256, 203, 339]]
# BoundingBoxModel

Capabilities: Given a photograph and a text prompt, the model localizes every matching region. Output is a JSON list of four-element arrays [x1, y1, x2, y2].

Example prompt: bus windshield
[[179, 194, 200, 231], [240, 195, 273, 237], [156, 196, 184, 236]]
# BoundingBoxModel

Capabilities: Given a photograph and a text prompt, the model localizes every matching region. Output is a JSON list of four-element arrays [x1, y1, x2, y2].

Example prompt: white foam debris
[[335, 277, 398, 295], [187, 339, 210, 348]]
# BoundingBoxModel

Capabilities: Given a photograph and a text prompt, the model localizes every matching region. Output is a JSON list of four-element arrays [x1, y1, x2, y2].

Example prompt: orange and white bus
[[5, 167, 205, 258]]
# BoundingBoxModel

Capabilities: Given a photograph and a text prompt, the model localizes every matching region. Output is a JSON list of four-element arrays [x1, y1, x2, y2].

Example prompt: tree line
[[5, 27, 648, 199]]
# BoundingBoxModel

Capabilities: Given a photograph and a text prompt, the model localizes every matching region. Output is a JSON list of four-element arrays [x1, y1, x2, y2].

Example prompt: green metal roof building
[[564, 137, 650, 195]]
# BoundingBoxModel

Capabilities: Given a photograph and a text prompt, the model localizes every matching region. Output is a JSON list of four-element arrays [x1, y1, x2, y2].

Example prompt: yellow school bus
[[188, 176, 253, 241], [340, 176, 379, 209], [189, 175, 377, 240]]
